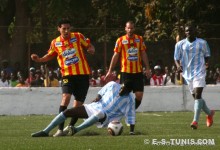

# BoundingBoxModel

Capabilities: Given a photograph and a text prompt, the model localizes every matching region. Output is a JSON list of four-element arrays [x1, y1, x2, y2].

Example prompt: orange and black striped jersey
[[47, 32, 91, 76], [114, 34, 146, 73]]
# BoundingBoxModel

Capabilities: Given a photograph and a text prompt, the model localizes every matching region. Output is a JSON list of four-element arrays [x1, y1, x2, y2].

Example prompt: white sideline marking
[[141, 113, 162, 116]]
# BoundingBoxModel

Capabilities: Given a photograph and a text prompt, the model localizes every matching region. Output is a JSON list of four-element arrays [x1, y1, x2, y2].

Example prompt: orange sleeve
[[47, 40, 57, 57]]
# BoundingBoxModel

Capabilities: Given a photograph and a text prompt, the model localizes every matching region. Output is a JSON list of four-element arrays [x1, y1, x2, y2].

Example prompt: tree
[[0, 0, 15, 62], [144, 0, 220, 42]]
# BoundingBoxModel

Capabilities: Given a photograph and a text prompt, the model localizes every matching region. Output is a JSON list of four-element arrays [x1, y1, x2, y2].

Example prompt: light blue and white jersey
[[174, 38, 211, 81], [85, 81, 135, 127]]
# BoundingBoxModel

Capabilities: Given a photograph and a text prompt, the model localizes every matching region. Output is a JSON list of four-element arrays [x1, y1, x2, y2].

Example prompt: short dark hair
[[57, 18, 71, 27], [185, 21, 196, 29]]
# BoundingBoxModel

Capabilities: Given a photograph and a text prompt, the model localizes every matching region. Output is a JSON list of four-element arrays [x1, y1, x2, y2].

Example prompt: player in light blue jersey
[[174, 23, 214, 129], [31, 80, 136, 137]]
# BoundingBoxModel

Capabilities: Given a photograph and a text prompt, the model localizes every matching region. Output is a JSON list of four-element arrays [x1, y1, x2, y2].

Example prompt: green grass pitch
[[0, 111, 219, 150]]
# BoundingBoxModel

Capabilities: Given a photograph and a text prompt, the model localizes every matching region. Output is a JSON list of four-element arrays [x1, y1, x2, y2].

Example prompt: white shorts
[[186, 76, 206, 94], [84, 103, 100, 117], [84, 103, 109, 128]]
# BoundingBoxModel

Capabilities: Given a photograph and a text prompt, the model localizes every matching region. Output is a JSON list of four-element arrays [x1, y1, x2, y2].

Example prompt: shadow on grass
[[80, 131, 100, 136]]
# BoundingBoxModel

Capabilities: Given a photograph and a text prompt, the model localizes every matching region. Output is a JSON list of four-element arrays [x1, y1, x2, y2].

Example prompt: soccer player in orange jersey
[[31, 18, 95, 137], [105, 21, 151, 110]]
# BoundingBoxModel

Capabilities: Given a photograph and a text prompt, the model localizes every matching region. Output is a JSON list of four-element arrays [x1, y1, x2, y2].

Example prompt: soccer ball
[[107, 121, 123, 136]]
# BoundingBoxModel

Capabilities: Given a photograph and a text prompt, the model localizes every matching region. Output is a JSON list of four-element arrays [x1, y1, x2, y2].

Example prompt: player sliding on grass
[[31, 80, 135, 137], [174, 22, 215, 129]]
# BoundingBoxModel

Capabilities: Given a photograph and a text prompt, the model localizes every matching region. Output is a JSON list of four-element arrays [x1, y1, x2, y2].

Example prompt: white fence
[[0, 85, 219, 115]]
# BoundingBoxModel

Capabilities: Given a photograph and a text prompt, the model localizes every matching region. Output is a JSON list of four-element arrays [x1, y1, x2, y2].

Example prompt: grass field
[[0, 111, 219, 150]]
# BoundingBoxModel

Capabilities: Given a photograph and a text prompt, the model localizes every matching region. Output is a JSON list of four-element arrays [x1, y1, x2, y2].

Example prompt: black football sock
[[135, 98, 141, 109], [69, 117, 78, 126], [58, 106, 67, 130]]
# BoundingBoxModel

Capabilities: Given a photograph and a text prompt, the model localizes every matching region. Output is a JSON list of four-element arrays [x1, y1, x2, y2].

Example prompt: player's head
[[57, 18, 72, 39], [125, 21, 135, 38], [57, 18, 71, 27], [119, 80, 133, 96], [185, 22, 196, 40]]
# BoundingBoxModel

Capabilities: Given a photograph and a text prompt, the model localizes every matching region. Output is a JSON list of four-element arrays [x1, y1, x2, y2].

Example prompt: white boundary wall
[[0, 85, 219, 115]]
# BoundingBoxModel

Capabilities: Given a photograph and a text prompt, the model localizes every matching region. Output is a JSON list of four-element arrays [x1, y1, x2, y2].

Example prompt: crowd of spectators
[[0, 60, 61, 87], [0, 59, 220, 87]]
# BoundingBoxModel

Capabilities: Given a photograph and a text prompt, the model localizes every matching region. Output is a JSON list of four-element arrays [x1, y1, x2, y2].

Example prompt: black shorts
[[120, 72, 144, 92], [62, 75, 89, 102]]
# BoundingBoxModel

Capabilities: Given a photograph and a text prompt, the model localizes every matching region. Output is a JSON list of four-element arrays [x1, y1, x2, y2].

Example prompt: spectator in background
[[215, 67, 220, 74], [150, 65, 164, 86], [170, 65, 177, 84], [155, 59, 165, 74], [0, 70, 10, 87], [55, 67, 62, 86], [90, 69, 100, 87], [31, 69, 44, 87], [16, 74, 29, 87], [9, 72, 18, 87], [26, 67, 36, 86], [44, 71, 59, 87], [17, 70, 23, 77], [40, 65, 46, 79], [175, 69, 183, 85], [206, 69, 216, 84], [214, 67, 220, 84], [1, 59, 14, 79], [215, 72, 220, 85], [163, 66, 175, 86], [216, 76, 220, 84], [13, 62, 23, 76], [97, 69, 106, 87]]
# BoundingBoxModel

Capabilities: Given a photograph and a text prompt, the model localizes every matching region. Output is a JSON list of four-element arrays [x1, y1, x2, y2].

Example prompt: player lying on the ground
[[31, 80, 136, 137]]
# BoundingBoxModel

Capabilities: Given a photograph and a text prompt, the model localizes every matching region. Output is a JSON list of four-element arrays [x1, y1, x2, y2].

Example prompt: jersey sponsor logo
[[55, 42, 62, 47], [115, 43, 118, 48], [70, 38, 77, 43], [127, 47, 138, 56], [127, 56, 138, 61], [62, 48, 76, 58], [65, 57, 79, 65], [122, 40, 128, 44], [135, 39, 140, 43]]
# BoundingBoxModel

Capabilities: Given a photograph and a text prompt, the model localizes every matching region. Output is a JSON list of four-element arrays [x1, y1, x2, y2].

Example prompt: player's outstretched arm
[[31, 54, 54, 63]]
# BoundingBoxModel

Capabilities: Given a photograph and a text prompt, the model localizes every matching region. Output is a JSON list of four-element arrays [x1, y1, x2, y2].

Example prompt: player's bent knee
[[95, 111, 105, 120]]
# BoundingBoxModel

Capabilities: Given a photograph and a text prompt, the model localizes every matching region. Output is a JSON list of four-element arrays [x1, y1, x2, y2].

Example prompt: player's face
[[125, 23, 135, 38], [58, 24, 71, 39], [185, 26, 195, 39]]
